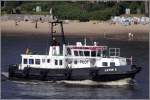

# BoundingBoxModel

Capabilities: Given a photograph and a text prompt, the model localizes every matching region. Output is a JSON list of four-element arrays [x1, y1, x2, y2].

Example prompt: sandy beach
[[1, 20, 149, 41]]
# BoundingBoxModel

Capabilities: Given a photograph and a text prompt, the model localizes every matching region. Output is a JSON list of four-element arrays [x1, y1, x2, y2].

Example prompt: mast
[[48, 8, 66, 46], [50, 21, 66, 46]]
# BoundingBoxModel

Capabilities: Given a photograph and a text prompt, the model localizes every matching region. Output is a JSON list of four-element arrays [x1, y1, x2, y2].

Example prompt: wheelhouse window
[[74, 60, 77, 64], [23, 59, 27, 64], [29, 59, 34, 64], [109, 52, 115, 56], [35, 59, 40, 65], [116, 48, 120, 56], [102, 50, 107, 57], [79, 51, 84, 56], [74, 51, 78, 56], [102, 62, 108, 66], [84, 51, 90, 56], [55, 60, 58, 65], [47, 59, 50, 63], [97, 50, 101, 57], [67, 48, 71, 55], [110, 62, 115, 67], [59, 60, 62, 65], [91, 51, 96, 57]]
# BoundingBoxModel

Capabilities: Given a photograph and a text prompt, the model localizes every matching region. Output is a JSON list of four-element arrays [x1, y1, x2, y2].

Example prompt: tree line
[[1, 1, 145, 21]]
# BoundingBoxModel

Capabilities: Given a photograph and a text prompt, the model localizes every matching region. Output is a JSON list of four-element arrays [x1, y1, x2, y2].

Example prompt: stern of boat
[[8, 64, 24, 79]]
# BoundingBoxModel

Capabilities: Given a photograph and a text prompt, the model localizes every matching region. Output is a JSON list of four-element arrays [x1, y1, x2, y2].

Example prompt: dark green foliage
[[1, 1, 145, 20]]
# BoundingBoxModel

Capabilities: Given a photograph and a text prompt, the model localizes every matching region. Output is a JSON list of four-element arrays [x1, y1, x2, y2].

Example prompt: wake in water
[[9, 78, 135, 86], [62, 78, 135, 86]]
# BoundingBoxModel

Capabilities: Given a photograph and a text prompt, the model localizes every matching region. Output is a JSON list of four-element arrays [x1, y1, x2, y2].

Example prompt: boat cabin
[[19, 41, 128, 70]]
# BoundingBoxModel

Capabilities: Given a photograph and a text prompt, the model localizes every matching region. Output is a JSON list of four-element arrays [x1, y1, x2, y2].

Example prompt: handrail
[[126, 56, 132, 65], [109, 48, 120, 57]]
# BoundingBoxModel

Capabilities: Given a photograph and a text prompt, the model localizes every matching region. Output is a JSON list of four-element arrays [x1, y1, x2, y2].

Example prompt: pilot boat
[[8, 20, 141, 82]]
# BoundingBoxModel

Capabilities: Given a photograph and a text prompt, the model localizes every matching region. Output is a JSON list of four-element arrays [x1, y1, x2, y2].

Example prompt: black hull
[[8, 65, 141, 82]]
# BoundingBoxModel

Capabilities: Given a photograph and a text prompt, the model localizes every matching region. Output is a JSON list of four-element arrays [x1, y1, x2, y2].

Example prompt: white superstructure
[[19, 40, 131, 70]]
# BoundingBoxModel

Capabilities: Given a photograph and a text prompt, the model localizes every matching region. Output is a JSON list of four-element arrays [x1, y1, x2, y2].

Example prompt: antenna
[[49, 8, 52, 15], [84, 37, 87, 46], [49, 8, 53, 22]]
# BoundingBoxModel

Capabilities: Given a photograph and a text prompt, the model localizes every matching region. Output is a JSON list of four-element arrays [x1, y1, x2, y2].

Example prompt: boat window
[[110, 62, 115, 67], [47, 59, 50, 63], [74, 60, 77, 64], [110, 53, 115, 56], [91, 51, 96, 57], [97, 50, 101, 57], [67, 48, 71, 55], [79, 51, 84, 56], [102, 62, 108, 66], [109, 48, 120, 57], [84, 51, 90, 56], [74, 51, 78, 56], [29, 59, 34, 64], [102, 50, 107, 57], [23, 59, 27, 64], [116, 49, 120, 56], [35, 59, 40, 65], [116, 49, 120, 52], [59, 60, 63, 65], [42, 59, 45, 63], [55, 60, 58, 65]]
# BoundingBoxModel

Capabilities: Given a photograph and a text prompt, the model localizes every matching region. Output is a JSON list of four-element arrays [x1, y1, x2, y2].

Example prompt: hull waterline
[[8, 64, 141, 82]]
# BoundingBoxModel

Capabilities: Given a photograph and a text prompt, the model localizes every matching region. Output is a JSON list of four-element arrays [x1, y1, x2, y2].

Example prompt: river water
[[1, 35, 149, 99]]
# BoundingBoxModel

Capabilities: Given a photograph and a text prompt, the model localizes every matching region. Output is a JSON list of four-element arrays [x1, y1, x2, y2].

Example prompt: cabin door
[[90, 58, 96, 67], [66, 59, 72, 68]]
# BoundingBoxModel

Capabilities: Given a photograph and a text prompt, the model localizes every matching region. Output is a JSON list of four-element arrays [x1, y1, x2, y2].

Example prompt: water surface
[[1, 35, 149, 99]]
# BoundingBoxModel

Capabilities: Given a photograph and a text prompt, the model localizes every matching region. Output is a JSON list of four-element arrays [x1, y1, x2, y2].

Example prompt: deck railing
[[126, 56, 133, 65], [109, 48, 120, 57]]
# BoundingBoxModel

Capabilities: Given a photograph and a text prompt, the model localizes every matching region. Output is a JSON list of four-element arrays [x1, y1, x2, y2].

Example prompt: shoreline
[[1, 20, 149, 42], [2, 33, 149, 42]]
